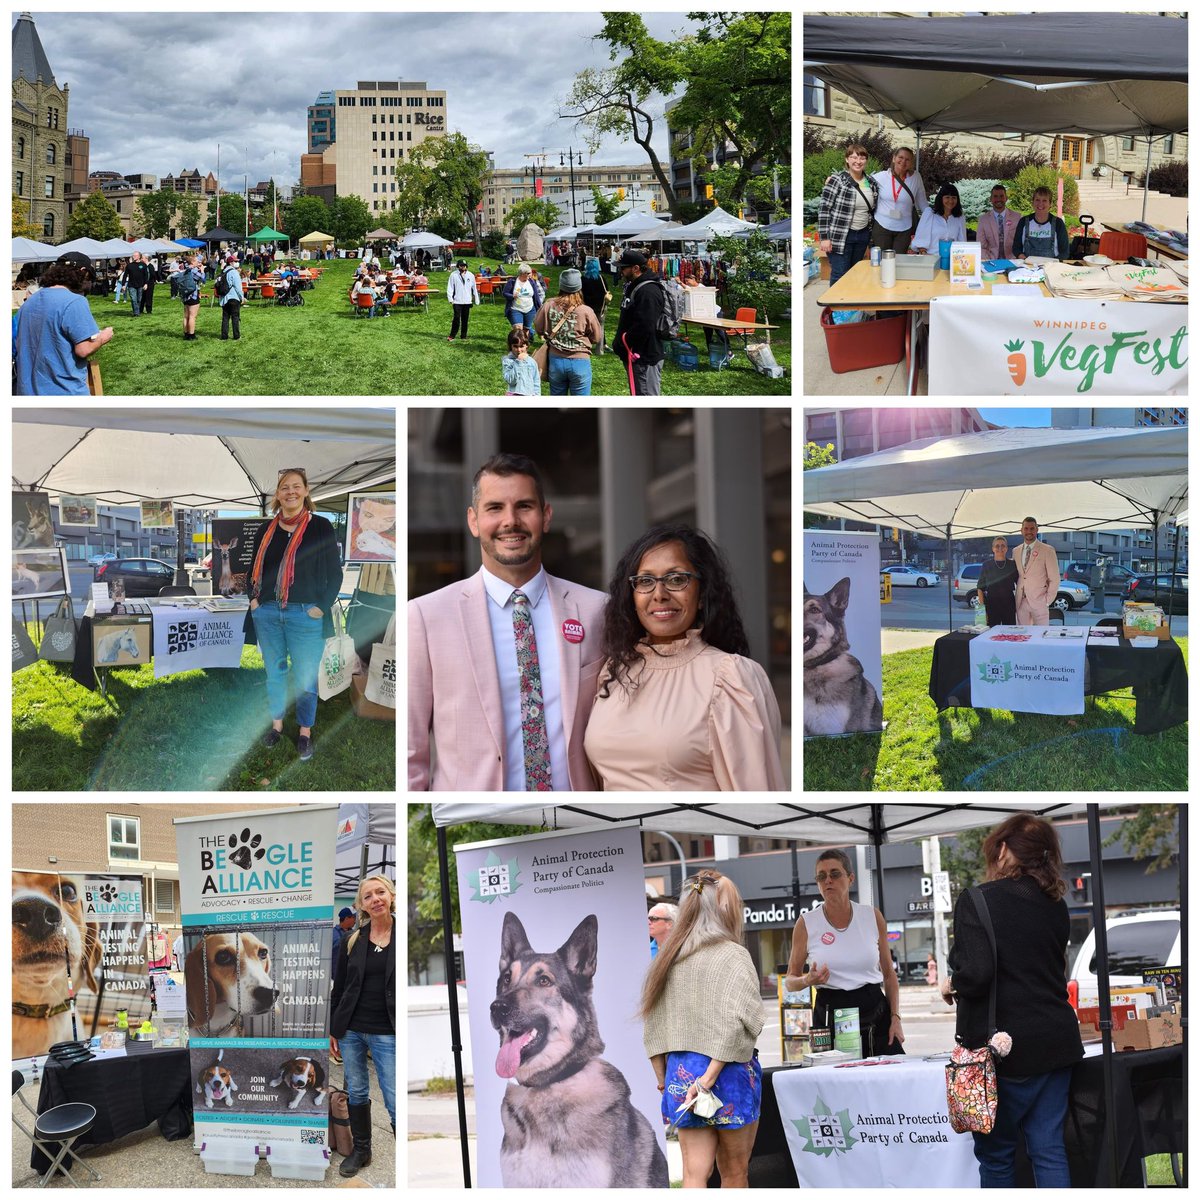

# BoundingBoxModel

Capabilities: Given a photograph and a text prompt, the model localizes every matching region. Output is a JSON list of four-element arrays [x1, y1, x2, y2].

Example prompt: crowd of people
[[817, 142, 1076, 287]]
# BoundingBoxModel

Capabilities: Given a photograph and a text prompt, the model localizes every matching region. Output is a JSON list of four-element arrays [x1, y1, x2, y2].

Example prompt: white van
[[1069, 909, 1181, 1007]]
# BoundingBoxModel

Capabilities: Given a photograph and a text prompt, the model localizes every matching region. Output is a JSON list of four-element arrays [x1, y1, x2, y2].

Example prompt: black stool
[[34, 1102, 101, 1187]]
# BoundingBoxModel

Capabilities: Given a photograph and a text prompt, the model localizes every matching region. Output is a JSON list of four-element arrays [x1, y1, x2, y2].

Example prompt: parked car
[[1069, 909, 1181, 1008], [1061, 560, 1143, 596], [882, 565, 941, 587], [952, 562, 1091, 610], [92, 557, 179, 597], [87, 552, 118, 567], [1122, 573, 1188, 613]]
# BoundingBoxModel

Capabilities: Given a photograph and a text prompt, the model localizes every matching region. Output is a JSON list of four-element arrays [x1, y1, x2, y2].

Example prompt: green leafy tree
[[1104, 804, 1180, 875], [429, 214, 467, 244], [176, 194, 201, 238], [589, 186, 627, 226], [282, 195, 332, 243], [64, 190, 123, 241], [205, 192, 246, 234], [134, 190, 179, 239], [330, 194, 372, 246], [13, 195, 40, 239], [940, 828, 990, 897], [392, 132, 491, 253], [709, 161, 788, 221], [804, 441, 837, 471], [480, 230, 509, 259], [507, 196, 562, 237], [708, 229, 786, 320]]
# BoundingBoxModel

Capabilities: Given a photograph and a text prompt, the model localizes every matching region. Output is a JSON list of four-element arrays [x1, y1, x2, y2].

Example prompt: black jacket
[[948, 876, 1084, 1077], [330, 922, 395, 1039], [613, 269, 666, 365], [242, 513, 342, 641]]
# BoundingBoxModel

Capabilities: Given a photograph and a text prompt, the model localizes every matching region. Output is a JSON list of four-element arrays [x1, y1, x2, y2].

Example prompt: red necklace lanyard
[[891, 174, 903, 202]]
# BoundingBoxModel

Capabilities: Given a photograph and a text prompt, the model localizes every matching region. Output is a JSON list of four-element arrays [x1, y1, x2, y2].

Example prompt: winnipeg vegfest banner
[[455, 823, 669, 1189], [929, 295, 1187, 395], [174, 805, 339, 1153], [803, 530, 884, 737], [12, 871, 153, 1066]]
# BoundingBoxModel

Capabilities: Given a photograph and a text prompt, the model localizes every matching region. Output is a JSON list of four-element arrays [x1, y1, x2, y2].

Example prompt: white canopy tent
[[95, 237, 134, 257], [335, 802, 396, 900], [585, 209, 670, 236], [11, 407, 396, 510], [803, 423, 1187, 630], [12, 236, 60, 263], [399, 231, 453, 249], [54, 236, 113, 260], [667, 206, 760, 240]]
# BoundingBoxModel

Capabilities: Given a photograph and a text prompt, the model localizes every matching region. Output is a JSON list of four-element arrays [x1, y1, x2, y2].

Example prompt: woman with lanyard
[[785, 848, 905, 1058], [817, 144, 880, 287], [246, 468, 342, 762], [331, 874, 396, 1176], [870, 146, 927, 255], [1013, 187, 1071, 261]]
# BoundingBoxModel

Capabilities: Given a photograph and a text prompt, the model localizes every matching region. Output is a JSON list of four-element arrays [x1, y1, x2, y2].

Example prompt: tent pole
[[437, 825, 472, 1188], [1167, 514, 1179, 633], [1086, 804, 1120, 1186], [946, 523, 953, 632], [1142, 135, 1153, 223], [915, 130, 921, 175], [1179, 804, 1188, 1189], [870, 805, 886, 918]]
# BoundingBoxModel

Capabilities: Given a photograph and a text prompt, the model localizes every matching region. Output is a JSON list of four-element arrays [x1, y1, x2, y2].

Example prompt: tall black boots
[[339, 1101, 373, 1176]]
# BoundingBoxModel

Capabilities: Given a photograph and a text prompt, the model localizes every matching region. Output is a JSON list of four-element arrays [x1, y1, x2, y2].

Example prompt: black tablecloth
[[32, 1043, 192, 1172], [928, 630, 1188, 734], [736, 1048, 1182, 1188]]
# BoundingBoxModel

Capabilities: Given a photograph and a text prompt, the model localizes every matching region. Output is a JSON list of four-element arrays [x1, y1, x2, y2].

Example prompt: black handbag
[[39, 594, 78, 663]]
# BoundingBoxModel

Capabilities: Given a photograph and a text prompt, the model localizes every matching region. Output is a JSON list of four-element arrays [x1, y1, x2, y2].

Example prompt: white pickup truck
[[1068, 909, 1181, 1008]]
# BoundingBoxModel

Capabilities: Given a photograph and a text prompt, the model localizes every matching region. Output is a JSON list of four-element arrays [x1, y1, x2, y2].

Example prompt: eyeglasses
[[629, 572, 701, 593], [278, 468, 307, 480], [815, 870, 847, 883], [648, 916, 669, 923]]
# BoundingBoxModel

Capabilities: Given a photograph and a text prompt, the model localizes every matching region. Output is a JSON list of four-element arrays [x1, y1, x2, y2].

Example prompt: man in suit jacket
[[409, 453, 607, 791], [977, 185, 1021, 261], [1014, 516, 1060, 626]]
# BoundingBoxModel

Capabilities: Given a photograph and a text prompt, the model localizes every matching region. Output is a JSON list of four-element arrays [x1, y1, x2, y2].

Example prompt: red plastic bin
[[820, 308, 907, 373]]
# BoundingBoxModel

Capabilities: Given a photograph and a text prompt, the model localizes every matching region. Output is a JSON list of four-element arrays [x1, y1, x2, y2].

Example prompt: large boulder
[[515, 223, 544, 263]]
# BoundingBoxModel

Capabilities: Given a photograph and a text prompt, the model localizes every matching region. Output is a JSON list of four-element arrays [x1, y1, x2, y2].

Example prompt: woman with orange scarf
[[247, 468, 342, 761]]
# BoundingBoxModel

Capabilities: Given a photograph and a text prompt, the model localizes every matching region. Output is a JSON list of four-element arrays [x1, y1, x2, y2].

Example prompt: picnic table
[[1099, 222, 1187, 263]]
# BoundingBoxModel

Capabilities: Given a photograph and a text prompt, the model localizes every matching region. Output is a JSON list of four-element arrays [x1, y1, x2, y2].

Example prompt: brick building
[[12, 12, 69, 241]]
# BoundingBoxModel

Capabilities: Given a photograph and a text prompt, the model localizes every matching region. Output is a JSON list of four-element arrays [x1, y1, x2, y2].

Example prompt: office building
[[483, 164, 667, 233]]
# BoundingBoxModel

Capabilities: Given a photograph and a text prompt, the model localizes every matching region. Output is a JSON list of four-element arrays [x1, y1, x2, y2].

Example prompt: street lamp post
[[559, 148, 583, 227]]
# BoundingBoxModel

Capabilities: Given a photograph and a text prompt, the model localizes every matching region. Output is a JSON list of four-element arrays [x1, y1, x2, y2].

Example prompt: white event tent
[[12, 236, 60, 263]]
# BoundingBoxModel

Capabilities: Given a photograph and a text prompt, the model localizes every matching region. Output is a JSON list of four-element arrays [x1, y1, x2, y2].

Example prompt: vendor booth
[[429, 802, 1186, 1189]]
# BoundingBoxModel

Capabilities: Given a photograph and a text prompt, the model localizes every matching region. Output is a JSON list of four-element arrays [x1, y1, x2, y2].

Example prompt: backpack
[[641, 276, 683, 340], [215, 268, 235, 298]]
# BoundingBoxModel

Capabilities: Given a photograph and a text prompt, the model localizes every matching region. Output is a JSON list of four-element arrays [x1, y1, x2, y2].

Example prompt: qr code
[[479, 864, 510, 897], [300, 1128, 325, 1145], [806, 1114, 846, 1150]]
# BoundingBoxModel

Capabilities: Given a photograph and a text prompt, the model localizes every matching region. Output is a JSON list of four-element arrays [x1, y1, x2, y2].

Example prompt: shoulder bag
[[317, 601, 356, 700], [39, 594, 78, 663], [945, 887, 1000, 1134], [533, 305, 573, 382], [364, 612, 397, 708]]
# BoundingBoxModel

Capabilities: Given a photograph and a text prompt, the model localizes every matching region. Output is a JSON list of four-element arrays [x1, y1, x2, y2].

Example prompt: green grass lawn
[[80, 260, 791, 396], [13, 627, 395, 792], [804, 637, 1188, 792]]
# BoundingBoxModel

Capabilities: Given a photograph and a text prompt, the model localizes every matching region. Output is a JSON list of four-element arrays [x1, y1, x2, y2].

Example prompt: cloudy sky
[[27, 8, 712, 192]]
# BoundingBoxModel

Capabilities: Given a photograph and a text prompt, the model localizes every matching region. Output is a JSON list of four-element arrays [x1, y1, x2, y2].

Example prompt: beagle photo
[[184, 932, 280, 1037], [12, 873, 102, 1058], [270, 1056, 329, 1110], [196, 1051, 237, 1108]]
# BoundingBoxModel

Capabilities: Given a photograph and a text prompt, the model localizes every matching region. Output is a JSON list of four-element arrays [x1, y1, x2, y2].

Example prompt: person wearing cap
[[219, 253, 245, 341], [15, 253, 114, 395], [502, 263, 544, 337], [613, 248, 666, 395], [532, 268, 604, 395], [446, 259, 480, 342]]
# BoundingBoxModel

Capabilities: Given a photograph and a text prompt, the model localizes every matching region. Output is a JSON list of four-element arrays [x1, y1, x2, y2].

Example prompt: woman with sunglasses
[[583, 524, 784, 790], [785, 849, 905, 1058], [245, 468, 342, 761]]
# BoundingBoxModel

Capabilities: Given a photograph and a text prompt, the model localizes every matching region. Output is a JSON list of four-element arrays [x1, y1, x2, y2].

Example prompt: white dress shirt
[[481, 565, 569, 791], [870, 170, 928, 232], [911, 209, 968, 253]]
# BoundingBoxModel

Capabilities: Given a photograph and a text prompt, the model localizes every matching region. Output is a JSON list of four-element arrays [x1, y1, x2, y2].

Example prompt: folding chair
[[13, 1070, 102, 1188]]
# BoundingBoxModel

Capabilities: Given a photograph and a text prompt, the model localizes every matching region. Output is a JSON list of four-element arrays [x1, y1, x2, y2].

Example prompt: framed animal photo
[[209, 519, 269, 598], [13, 490, 55, 549], [91, 615, 152, 668], [346, 492, 396, 562], [140, 499, 175, 529], [13, 547, 69, 600], [58, 494, 99, 528]]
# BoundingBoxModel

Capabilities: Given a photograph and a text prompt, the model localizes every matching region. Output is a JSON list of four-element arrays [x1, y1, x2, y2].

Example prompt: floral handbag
[[945, 887, 1011, 1134]]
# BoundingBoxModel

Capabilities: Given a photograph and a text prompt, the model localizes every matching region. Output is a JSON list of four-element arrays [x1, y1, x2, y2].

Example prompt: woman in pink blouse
[[583, 525, 785, 790]]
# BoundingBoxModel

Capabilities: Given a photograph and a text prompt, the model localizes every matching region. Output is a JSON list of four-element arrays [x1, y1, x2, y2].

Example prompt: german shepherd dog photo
[[490, 912, 668, 1189], [804, 576, 883, 735]]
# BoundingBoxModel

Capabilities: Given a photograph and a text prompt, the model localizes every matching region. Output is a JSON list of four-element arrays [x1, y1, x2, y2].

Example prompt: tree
[[177, 194, 201, 238], [940, 828, 990, 897], [330, 194, 372, 246], [480, 230, 508, 259], [506, 197, 562, 237], [282, 195, 331, 243], [1104, 804, 1180, 875], [64, 191, 123, 241], [13, 195, 40, 239], [392, 131, 491, 252], [205, 192, 247, 234], [708, 161, 788, 222], [428, 214, 467, 244], [589, 186, 627, 226], [708, 229, 787, 320], [134, 190, 179, 239]]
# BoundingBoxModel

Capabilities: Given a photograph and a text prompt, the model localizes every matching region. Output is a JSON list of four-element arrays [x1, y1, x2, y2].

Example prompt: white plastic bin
[[199, 1138, 259, 1177], [682, 286, 719, 319], [266, 1142, 330, 1181]]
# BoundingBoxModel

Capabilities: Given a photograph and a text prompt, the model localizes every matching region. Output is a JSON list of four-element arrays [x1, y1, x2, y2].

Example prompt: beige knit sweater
[[642, 939, 764, 1063]]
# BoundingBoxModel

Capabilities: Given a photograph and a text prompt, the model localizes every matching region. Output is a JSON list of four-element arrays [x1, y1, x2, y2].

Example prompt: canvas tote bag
[[364, 613, 397, 708], [39, 594, 78, 663], [318, 602, 356, 700]]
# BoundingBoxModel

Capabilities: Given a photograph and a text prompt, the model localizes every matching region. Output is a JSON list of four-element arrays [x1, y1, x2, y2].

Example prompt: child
[[502, 327, 540, 396]]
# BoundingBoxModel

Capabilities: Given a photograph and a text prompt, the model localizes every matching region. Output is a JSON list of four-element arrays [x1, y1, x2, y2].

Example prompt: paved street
[[407, 985, 957, 1188]]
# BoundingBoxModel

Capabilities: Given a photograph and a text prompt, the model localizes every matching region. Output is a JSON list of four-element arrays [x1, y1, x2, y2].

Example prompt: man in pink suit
[[977, 184, 1021, 261], [408, 453, 608, 791], [1014, 516, 1060, 626]]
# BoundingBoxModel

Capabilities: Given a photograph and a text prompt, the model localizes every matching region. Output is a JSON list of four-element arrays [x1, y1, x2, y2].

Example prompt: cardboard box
[[1112, 1010, 1181, 1051], [349, 672, 395, 722], [1077, 1004, 1140, 1033]]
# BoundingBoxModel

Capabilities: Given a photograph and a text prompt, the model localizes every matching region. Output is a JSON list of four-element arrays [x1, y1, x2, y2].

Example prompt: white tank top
[[804, 901, 883, 990]]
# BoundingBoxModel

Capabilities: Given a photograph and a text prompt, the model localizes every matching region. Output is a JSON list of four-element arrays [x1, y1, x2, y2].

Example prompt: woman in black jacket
[[246, 468, 342, 762], [330, 873, 395, 1177], [943, 815, 1083, 1187]]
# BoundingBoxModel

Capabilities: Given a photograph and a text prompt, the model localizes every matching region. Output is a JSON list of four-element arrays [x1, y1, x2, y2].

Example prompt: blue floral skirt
[[662, 1051, 762, 1129]]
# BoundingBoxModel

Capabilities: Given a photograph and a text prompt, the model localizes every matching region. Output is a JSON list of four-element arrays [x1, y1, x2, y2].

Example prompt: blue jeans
[[548, 354, 592, 395], [340, 1030, 395, 1127], [251, 601, 327, 729], [972, 1068, 1073, 1187], [828, 227, 871, 288], [127, 285, 143, 316]]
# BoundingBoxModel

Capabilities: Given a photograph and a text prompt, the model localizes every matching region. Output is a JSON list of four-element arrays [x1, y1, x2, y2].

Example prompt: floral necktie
[[511, 590, 552, 791]]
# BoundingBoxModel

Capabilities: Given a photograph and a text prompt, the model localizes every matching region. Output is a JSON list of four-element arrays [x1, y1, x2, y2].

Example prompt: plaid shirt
[[818, 171, 880, 253]]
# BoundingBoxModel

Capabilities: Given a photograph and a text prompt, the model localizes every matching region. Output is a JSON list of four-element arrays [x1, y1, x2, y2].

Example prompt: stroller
[[275, 277, 305, 307]]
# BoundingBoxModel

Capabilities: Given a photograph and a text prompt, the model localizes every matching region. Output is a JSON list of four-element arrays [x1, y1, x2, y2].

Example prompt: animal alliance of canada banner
[[455, 824, 669, 1189], [175, 805, 339, 1154]]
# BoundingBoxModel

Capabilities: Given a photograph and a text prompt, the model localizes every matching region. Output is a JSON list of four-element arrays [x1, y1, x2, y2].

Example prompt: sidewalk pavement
[[883, 627, 945, 654]]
